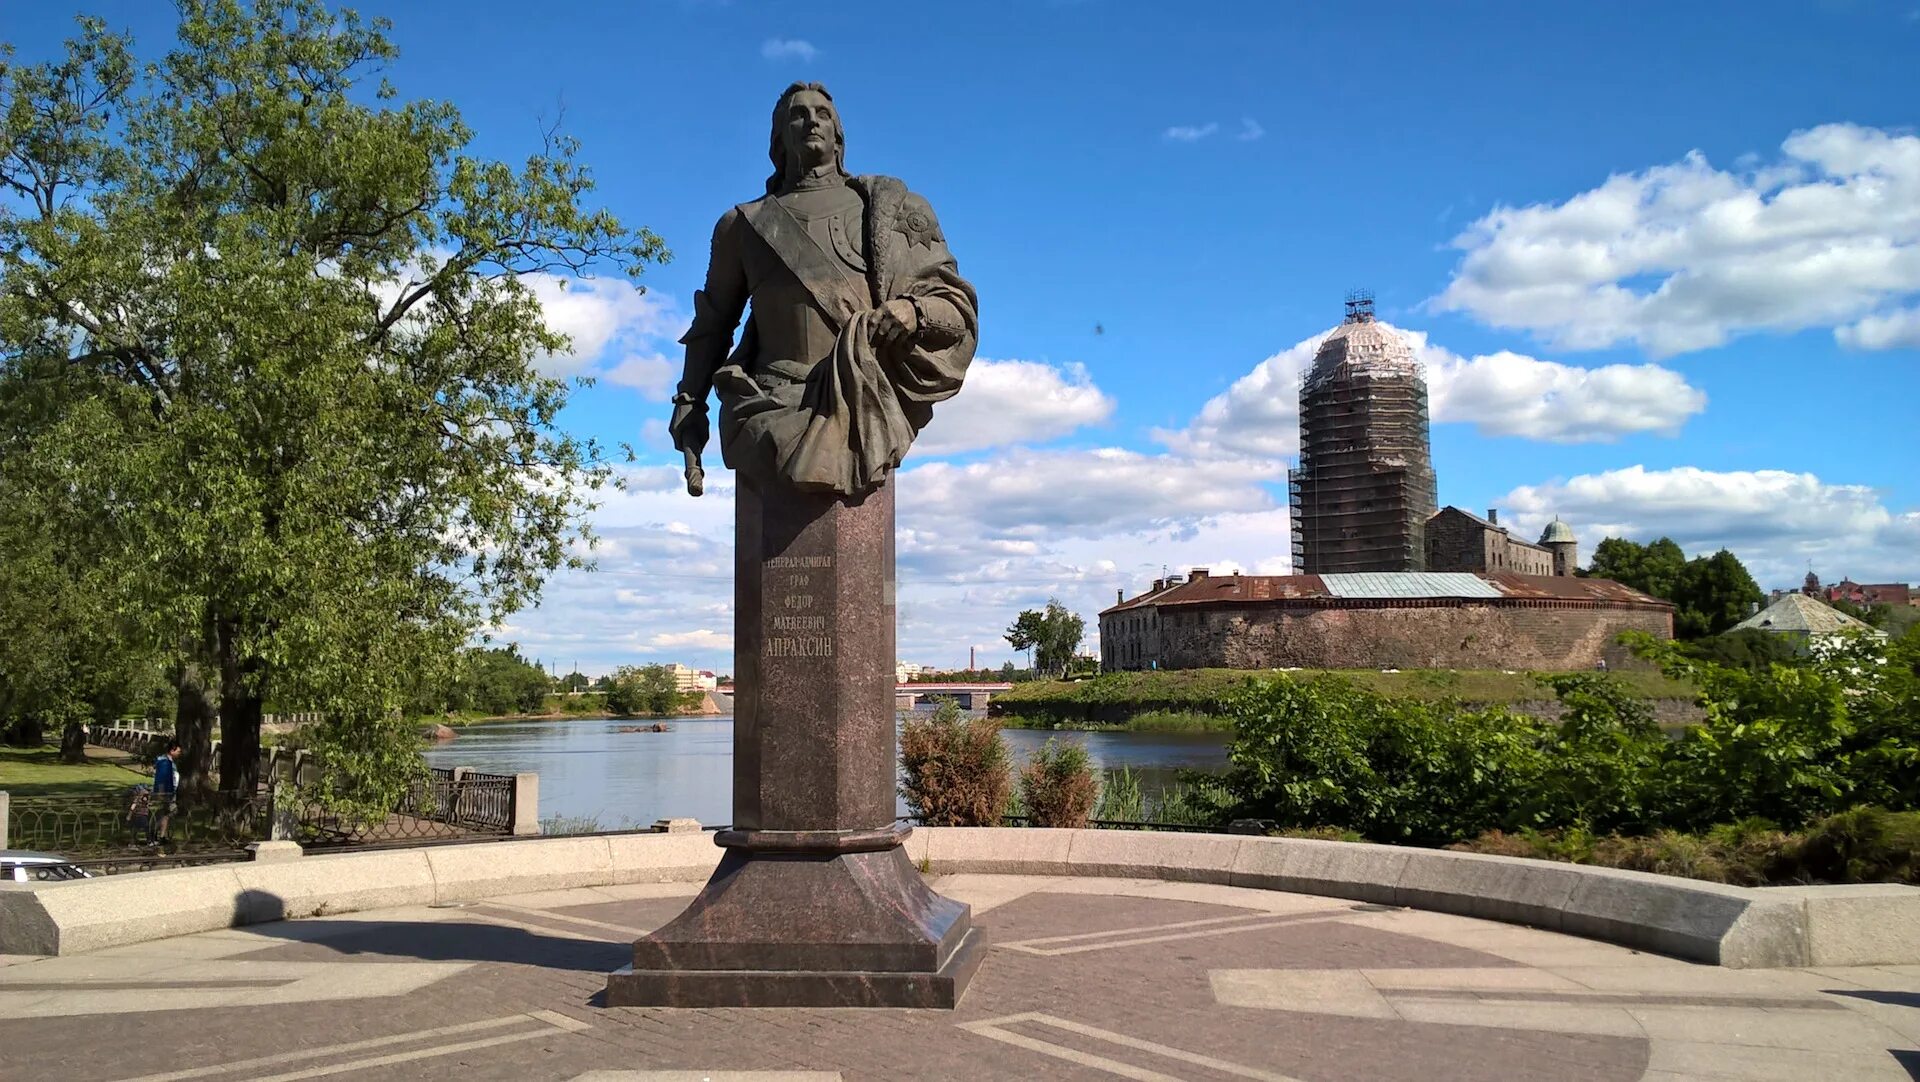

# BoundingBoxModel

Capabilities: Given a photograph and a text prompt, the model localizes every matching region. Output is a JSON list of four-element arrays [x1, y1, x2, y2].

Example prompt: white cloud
[[901, 447, 1281, 543], [1434, 122, 1920, 356], [1236, 118, 1265, 142], [910, 359, 1115, 456], [605, 352, 676, 399], [1837, 306, 1920, 350], [1500, 465, 1920, 588], [1163, 321, 1706, 457], [523, 276, 680, 377], [761, 38, 817, 61], [646, 629, 732, 651], [1425, 348, 1705, 443], [1164, 122, 1219, 142]]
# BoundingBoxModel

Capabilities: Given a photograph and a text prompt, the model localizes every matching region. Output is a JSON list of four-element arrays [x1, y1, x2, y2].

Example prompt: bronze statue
[[669, 82, 978, 497], [609, 83, 986, 1009]]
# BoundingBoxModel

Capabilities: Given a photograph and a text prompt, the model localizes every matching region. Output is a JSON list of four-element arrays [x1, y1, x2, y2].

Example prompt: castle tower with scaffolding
[[1288, 292, 1438, 574]]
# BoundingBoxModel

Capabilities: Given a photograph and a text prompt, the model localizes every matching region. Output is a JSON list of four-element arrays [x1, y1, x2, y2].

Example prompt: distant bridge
[[895, 682, 1014, 711]]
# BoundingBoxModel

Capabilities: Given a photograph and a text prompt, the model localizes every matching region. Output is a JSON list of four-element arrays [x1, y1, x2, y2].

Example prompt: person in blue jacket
[[151, 739, 181, 846]]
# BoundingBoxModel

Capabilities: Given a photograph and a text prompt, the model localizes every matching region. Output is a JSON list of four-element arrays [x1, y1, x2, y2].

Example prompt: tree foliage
[[1587, 537, 1762, 640], [1004, 599, 1085, 679], [604, 664, 682, 717], [448, 646, 551, 717], [0, 2, 665, 810]]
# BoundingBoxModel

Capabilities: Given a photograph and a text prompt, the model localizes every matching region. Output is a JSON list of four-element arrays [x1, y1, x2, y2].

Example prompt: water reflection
[[424, 717, 1230, 828]]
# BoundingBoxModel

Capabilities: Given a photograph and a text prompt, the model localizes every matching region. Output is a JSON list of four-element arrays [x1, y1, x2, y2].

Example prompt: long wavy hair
[[765, 81, 848, 194]]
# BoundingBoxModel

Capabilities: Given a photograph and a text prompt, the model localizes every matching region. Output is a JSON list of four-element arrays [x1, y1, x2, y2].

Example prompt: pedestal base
[[604, 829, 984, 1008]]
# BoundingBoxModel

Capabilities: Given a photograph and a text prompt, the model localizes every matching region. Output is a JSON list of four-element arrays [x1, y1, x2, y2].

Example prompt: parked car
[[0, 850, 93, 883]]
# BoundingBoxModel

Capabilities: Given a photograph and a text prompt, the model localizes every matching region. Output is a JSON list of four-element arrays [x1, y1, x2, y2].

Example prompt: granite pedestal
[[605, 479, 983, 1008]]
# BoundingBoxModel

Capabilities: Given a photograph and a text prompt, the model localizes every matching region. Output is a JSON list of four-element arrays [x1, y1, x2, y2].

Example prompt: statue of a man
[[669, 82, 978, 497]]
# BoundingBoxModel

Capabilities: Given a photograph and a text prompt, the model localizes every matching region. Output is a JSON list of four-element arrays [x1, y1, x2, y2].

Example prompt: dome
[[1303, 317, 1422, 393], [1539, 517, 1576, 544]]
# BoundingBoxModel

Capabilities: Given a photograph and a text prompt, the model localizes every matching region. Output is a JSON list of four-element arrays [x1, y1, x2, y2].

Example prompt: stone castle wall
[[1111, 601, 1670, 671]]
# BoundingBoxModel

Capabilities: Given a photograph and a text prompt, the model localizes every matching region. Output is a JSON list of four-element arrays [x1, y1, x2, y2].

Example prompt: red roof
[[1101, 571, 1668, 615]]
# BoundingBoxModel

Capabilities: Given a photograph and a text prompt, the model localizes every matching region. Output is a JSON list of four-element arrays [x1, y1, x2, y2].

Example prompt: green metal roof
[[1319, 572, 1503, 599]]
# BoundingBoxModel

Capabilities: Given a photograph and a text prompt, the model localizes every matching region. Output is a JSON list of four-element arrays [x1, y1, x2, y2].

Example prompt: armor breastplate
[[778, 184, 867, 281]]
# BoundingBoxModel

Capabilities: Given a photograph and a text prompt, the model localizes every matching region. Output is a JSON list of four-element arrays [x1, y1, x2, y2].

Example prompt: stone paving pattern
[[4, 875, 1919, 1080]]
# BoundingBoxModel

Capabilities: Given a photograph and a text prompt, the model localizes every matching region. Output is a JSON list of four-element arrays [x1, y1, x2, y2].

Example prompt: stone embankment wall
[[1161, 602, 1672, 672]]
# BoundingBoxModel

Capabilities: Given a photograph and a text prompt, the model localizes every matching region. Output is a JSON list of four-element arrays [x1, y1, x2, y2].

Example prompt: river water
[[422, 716, 1230, 829]]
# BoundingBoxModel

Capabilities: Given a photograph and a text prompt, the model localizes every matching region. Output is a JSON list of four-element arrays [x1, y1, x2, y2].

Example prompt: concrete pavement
[[3, 874, 1917, 1080]]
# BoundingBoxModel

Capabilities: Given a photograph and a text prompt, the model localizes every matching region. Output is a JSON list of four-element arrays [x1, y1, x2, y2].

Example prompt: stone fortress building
[[1102, 300, 1669, 672]]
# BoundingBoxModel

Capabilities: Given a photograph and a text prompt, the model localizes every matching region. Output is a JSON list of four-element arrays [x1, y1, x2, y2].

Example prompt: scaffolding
[[1289, 298, 1438, 574]]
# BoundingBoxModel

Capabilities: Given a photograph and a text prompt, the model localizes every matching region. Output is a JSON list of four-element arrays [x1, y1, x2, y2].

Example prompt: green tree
[[0, 3, 665, 810], [604, 664, 680, 717], [1588, 537, 1688, 599], [1004, 599, 1085, 679], [1587, 538, 1762, 640], [1671, 549, 1764, 639], [449, 646, 550, 717]]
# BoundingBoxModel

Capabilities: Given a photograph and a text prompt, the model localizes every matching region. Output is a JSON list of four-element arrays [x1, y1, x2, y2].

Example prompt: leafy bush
[[899, 700, 1011, 826], [1217, 675, 1546, 845], [1214, 629, 1920, 845], [1451, 809, 1920, 887], [1787, 806, 1920, 885], [1020, 737, 1099, 828]]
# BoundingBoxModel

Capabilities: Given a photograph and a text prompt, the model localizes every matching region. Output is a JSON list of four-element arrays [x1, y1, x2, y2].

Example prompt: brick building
[[1824, 579, 1914, 607], [1099, 568, 1671, 673], [1425, 506, 1570, 578]]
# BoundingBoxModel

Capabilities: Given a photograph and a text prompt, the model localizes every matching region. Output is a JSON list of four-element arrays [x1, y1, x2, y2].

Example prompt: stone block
[[510, 773, 540, 836], [0, 790, 9, 849], [1228, 836, 1412, 905], [10, 865, 249, 955], [921, 827, 1075, 875], [606, 830, 724, 885], [0, 887, 57, 955], [245, 840, 303, 863], [1064, 829, 1243, 884], [1559, 864, 1801, 966], [232, 848, 436, 922], [1391, 848, 1585, 930], [426, 836, 614, 903], [650, 817, 702, 834], [1768, 883, 1920, 967]]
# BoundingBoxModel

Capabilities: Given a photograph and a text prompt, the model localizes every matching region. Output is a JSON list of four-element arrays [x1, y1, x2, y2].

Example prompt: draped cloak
[[676, 175, 978, 497]]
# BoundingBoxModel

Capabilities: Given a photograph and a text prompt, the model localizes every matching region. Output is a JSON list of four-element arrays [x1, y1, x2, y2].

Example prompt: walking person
[[151, 739, 181, 848]]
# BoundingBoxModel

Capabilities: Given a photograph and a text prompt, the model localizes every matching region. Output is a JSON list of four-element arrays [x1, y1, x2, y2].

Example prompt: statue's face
[[784, 89, 838, 170]]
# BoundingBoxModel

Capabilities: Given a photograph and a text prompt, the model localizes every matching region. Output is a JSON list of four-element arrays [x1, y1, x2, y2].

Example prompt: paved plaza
[[3, 874, 1918, 1081]]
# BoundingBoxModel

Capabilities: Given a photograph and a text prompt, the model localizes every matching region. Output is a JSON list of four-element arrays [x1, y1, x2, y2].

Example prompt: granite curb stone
[[426, 835, 615, 903], [232, 848, 436, 922], [4, 828, 1919, 971], [1766, 883, 1920, 966]]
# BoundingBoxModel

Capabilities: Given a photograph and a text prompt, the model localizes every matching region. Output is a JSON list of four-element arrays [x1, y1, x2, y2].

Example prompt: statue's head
[[766, 81, 846, 193]]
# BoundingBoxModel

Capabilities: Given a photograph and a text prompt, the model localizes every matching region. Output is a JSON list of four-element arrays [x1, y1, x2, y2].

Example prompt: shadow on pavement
[[1829, 989, 1920, 1010], [238, 917, 629, 972], [228, 890, 627, 972]]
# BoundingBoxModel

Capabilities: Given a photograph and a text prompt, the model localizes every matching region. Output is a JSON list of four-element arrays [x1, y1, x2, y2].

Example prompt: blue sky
[[13, 1, 1920, 675]]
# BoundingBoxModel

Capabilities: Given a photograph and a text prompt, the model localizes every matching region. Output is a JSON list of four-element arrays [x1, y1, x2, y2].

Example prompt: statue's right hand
[[669, 397, 710, 452]]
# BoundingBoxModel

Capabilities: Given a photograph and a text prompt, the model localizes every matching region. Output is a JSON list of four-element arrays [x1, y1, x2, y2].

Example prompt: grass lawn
[[0, 744, 150, 799]]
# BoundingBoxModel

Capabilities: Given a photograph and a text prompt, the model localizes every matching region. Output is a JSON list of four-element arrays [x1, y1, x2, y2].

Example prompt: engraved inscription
[[767, 636, 834, 657], [765, 554, 834, 659]]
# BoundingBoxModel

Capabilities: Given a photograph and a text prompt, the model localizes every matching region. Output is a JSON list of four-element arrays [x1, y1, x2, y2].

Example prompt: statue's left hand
[[871, 298, 919, 350]]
